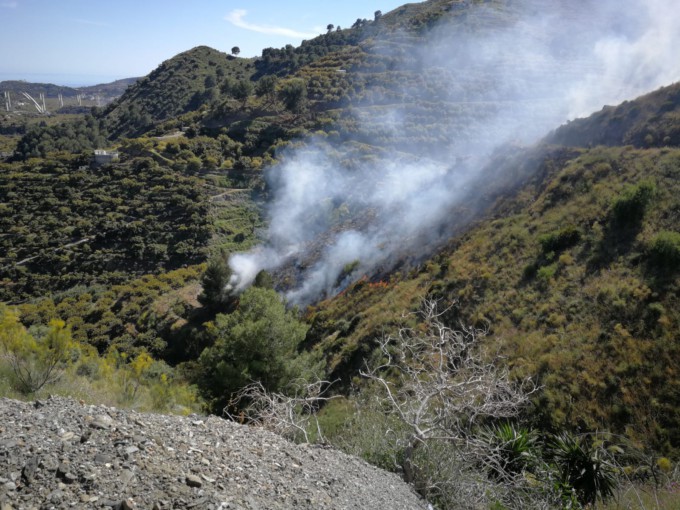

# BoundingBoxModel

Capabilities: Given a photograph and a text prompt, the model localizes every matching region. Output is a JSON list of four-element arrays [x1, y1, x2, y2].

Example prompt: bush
[[611, 180, 656, 226], [197, 287, 309, 412], [539, 225, 581, 254], [0, 306, 78, 394], [648, 230, 680, 270]]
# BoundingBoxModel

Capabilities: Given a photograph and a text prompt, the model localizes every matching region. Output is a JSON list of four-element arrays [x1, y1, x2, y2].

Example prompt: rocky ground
[[0, 396, 426, 509]]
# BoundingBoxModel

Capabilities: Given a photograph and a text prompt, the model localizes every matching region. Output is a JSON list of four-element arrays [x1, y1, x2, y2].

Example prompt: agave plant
[[549, 432, 620, 506], [479, 422, 539, 480]]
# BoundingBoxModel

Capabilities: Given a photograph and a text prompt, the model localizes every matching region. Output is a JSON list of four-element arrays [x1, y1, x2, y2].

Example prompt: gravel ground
[[0, 396, 427, 509]]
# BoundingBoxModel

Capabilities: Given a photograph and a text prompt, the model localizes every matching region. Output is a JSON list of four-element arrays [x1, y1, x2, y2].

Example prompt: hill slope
[[102, 46, 256, 139], [306, 82, 680, 453]]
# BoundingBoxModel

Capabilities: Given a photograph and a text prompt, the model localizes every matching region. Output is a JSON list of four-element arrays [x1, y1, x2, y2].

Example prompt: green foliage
[[197, 286, 309, 412], [198, 255, 236, 311], [481, 423, 539, 479], [278, 78, 308, 114], [0, 154, 211, 302], [611, 180, 656, 226], [232, 79, 254, 108], [254, 75, 278, 103], [103, 46, 255, 138], [0, 305, 78, 394], [15, 115, 109, 159], [549, 433, 619, 506], [648, 230, 680, 270], [538, 225, 581, 254], [253, 270, 274, 289]]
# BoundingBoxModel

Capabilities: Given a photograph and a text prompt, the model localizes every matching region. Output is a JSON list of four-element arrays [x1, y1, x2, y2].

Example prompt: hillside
[[2, 0, 680, 506], [0, 151, 211, 303], [102, 46, 257, 139], [306, 82, 680, 453], [0, 396, 426, 509]]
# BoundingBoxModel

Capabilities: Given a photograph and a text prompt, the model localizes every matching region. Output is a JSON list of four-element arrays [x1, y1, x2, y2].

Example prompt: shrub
[[197, 286, 309, 412], [611, 180, 656, 226], [0, 306, 79, 394], [539, 225, 581, 254], [648, 230, 680, 270], [549, 433, 620, 506]]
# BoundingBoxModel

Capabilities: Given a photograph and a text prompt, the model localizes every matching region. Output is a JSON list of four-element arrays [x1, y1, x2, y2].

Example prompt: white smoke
[[229, 0, 680, 305]]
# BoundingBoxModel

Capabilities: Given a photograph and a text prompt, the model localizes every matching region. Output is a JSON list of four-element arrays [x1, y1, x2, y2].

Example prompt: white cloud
[[225, 9, 318, 39]]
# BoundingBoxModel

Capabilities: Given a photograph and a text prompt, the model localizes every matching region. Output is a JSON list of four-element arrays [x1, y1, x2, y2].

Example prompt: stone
[[116, 499, 137, 510], [120, 469, 135, 486], [80, 429, 92, 443], [21, 455, 40, 485], [90, 414, 114, 430], [185, 474, 203, 488], [125, 446, 140, 456], [94, 452, 112, 465]]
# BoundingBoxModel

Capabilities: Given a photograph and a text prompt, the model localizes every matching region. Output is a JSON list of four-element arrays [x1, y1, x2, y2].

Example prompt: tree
[[360, 300, 536, 502], [326, 23, 335, 32], [231, 46, 240, 57], [198, 256, 236, 312], [374, 10, 382, 21], [204, 74, 217, 89], [254, 75, 278, 104], [197, 287, 309, 412], [232, 79, 254, 109], [278, 78, 308, 114]]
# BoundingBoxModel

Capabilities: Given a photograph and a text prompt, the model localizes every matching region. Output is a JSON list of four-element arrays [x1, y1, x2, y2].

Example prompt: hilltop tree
[[374, 10, 383, 21], [231, 46, 240, 57], [327, 24, 335, 32]]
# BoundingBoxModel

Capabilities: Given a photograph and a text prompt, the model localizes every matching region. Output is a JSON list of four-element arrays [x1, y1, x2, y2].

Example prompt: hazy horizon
[[0, 72, 135, 88]]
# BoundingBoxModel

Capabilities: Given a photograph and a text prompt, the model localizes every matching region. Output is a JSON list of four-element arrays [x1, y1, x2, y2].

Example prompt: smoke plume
[[229, 0, 680, 305]]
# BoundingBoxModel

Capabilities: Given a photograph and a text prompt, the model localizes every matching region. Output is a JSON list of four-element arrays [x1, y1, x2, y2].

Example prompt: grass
[[599, 483, 680, 509]]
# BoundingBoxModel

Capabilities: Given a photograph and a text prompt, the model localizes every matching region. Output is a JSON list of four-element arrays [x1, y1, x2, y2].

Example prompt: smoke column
[[229, 0, 680, 305]]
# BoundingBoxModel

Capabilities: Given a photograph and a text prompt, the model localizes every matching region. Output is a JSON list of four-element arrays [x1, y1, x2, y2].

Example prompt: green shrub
[[0, 306, 79, 394], [611, 180, 656, 226], [539, 225, 581, 254], [648, 230, 680, 270], [197, 286, 309, 412]]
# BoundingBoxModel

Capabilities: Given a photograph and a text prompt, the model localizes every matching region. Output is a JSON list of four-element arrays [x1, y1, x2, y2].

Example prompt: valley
[[1, 0, 680, 508]]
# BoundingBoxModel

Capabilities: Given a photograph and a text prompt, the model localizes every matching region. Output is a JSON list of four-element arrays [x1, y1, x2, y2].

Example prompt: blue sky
[[1, 0, 408, 86]]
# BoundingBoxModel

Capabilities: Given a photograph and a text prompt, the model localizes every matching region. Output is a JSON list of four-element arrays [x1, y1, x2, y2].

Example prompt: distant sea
[[0, 73, 128, 87]]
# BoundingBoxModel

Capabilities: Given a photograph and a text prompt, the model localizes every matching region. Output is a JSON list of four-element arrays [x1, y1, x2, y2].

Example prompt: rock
[[119, 469, 135, 486], [80, 429, 92, 443], [90, 414, 114, 430], [21, 455, 40, 485], [124, 445, 140, 456], [95, 453, 113, 465], [115, 499, 137, 510], [185, 474, 203, 488]]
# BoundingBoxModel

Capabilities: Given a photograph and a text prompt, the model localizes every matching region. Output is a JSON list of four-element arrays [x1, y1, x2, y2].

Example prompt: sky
[[0, 0, 408, 86]]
